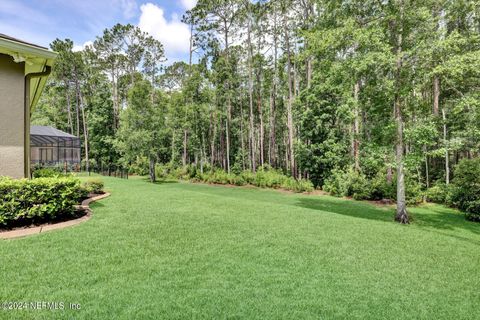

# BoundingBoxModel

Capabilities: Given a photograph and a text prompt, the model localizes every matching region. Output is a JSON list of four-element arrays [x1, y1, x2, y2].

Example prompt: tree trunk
[[209, 109, 216, 167], [111, 68, 119, 130], [433, 76, 440, 116], [268, 90, 276, 166], [240, 100, 246, 170], [393, 2, 409, 224], [75, 78, 80, 137], [224, 26, 232, 173], [442, 107, 449, 184], [247, 15, 256, 172], [284, 13, 296, 178], [258, 95, 264, 167], [225, 117, 230, 172], [171, 129, 176, 164], [183, 129, 188, 167], [425, 151, 429, 189], [65, 80, 73, 135], [80, 91, 89, 172], [268, 8, 279, 167], [353, 81, 361, 172], [149, 157, 156, 182]]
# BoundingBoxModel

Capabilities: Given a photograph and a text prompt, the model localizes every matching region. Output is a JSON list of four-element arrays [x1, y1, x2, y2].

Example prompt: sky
[[0, 0, 197, 63]]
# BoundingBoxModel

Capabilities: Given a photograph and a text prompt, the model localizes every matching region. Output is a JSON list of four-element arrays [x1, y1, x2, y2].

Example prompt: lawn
[[1, 176, 479, 319]]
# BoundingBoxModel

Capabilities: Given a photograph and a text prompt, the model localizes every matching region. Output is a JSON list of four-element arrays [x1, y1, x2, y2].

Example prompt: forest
[[32, 0, 480, 224]]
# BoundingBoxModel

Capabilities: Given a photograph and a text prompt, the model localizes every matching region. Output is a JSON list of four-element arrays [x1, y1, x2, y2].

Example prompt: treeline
[[33, 0, 480, 223]]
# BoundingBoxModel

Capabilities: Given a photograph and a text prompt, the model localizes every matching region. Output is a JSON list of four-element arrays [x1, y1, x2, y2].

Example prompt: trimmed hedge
[[0, 177, 82, 228]]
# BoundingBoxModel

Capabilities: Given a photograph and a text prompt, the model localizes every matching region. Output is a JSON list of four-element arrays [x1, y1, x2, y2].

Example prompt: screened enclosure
[[30, 125, 81, 168]]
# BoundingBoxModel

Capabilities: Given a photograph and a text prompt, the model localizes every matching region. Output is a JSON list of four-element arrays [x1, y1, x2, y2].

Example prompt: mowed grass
[[1, 176, 479, 319]]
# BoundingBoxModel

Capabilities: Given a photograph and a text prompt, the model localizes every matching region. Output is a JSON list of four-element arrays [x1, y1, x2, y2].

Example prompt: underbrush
[[155, 164, 314, 193], [324, 159, 480, 222], [323, 168, 421, 205]]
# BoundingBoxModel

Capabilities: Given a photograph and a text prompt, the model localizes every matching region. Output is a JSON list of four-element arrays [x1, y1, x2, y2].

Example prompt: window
[[39, 147, 53, 162]]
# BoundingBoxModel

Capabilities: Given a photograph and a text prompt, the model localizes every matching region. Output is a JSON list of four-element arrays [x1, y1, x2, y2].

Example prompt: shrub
[[323, 169, 371, 199], [206, 170, 233, 185], [425, 183, 449, 204], [152, 164, 314, 192], [450, 158, 480, 222], [81, 178, 105, 194], [370, 171, 395, 200], [345, 171, 371, 200], [322, 168, 422, 204], [240, 170, 256, 185], [322, 169, 348, 196], [404, 175, 424, 205], [32, 167, 64, 178], [129, 156, 149, 176], [281, 178, 314, 193], [0, 177, 81, 228]]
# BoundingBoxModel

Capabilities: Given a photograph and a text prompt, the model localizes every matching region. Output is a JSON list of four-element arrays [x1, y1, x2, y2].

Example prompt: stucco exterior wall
[[0, 54, 25, 179]]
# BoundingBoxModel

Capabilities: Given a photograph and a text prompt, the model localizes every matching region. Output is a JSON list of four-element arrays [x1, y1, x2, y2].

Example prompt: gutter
[[24, 65, 52, 178]]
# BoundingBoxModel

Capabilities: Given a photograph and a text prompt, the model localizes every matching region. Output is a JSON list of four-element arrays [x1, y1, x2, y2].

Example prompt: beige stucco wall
[[0, 53, 25, 179]]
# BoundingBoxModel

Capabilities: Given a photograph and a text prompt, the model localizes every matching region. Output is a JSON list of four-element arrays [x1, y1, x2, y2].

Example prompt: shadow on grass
[[141, 178, 179, 185], [297, 197, 394, 223], [296, 197, 480, 238]]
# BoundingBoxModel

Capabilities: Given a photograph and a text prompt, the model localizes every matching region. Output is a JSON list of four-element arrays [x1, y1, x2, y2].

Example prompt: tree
[[117, 80, 167, 182]]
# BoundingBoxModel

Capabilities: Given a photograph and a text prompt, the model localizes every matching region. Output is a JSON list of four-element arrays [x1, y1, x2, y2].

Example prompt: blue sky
[[0, 0, 197, 62]]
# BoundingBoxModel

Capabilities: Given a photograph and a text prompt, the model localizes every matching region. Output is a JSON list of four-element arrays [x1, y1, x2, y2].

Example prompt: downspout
[[24, 65, 51, 178]]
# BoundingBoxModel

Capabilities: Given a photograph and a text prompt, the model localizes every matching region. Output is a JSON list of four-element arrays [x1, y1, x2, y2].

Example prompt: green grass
[[1, 176, 479, 319]]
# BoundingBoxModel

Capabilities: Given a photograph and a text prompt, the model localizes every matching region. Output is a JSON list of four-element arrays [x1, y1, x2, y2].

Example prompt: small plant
[[82, 178, 105, 195]]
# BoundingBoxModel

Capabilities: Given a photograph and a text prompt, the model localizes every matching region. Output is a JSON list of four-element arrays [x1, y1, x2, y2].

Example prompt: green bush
[[346, 171, 371, 200], [322, 168, 422, 204], [81, 178, 105, 194], [370, 171, 395, 200], [129, 156, 149, 176], [322, 169, 348, 196], [450, 158, 480, 222], [156, 164, 314, 193], [281, 178, 314, 193], [323, 168, 371, 199], [240, 170, 256, 185], [32, 167, 65, 178], [404, 175, 424, 205], [425, 183, 449, 204], [0, 177, 82, 228], [205, 170, 233, 185]]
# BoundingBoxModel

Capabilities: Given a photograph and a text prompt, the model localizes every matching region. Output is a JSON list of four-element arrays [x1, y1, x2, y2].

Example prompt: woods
[[32, 0, 480, 223]]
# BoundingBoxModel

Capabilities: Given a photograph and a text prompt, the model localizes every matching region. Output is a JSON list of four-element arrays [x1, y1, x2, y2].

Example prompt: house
[[0, 34, 56, 178], [30, 125, 81, 169]]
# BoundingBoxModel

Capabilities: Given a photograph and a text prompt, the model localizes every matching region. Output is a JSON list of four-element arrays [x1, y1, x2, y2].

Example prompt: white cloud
[[180, 0, 197, 10], [120, 0, 138, 19], [73, 41, 94, 52], [138, 3, 190, 59]]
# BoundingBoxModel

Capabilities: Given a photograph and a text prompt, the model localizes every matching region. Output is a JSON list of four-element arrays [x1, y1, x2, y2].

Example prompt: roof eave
[[0, 37, 57, 63]]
